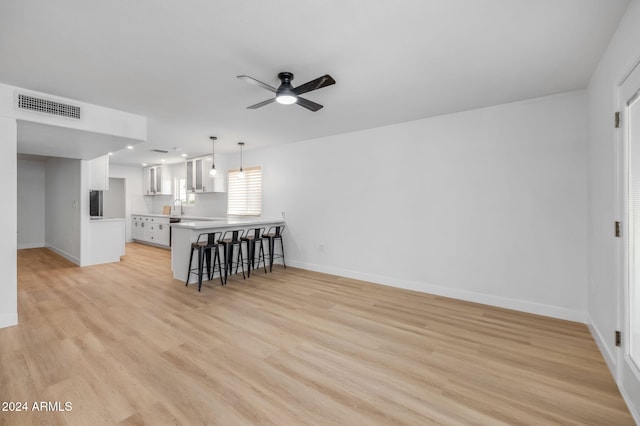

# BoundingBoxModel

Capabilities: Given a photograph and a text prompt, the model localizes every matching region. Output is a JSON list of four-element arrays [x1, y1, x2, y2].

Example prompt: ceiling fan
[[237, 72, 336, 112]]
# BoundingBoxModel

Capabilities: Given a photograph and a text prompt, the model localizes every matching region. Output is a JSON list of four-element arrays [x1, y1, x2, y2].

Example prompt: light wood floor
[[0, 244, 633, 425]]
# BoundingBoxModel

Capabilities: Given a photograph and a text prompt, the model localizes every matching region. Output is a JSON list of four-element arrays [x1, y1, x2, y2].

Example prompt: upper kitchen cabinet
[[185, 155, 226, 193], [88, 154, 109, 191], [143, 164, 173, 195]]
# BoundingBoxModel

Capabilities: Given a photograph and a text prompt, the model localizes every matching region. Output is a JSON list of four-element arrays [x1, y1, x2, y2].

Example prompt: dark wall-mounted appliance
[[90, 190, 103, 217]]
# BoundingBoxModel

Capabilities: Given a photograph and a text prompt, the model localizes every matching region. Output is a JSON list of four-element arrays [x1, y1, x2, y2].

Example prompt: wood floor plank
[[0, 244, 634, 425]]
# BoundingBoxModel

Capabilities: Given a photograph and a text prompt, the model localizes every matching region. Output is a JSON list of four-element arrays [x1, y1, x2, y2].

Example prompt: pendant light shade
[[209, 136, 217, 177], [238, 142, 245, 178]]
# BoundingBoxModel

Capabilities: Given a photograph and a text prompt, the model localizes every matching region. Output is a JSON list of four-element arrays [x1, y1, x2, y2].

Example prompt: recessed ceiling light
[[160, 159, 166, 162], [108, 152, 113, 156], [181, 153, 187, 157], [142, 163, 147, 166], [127, 145, 134, 150]]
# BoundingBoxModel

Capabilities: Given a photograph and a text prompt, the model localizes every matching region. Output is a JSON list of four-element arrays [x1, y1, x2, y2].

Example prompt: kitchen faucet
[[173, 199, 183, 216]]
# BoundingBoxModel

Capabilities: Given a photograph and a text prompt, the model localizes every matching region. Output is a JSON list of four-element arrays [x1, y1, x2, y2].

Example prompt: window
[[175, 178, 195, 205], [227, 166, 262, 216]]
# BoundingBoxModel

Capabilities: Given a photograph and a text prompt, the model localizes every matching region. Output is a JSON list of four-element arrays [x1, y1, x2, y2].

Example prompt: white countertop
[[132, 213, 225, 221], [171, 218, 284, 230], [90, 217, 126, 222]]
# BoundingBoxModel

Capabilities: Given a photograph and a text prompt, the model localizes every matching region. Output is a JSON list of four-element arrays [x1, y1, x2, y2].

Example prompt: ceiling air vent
[[150, 149, 169, 153], [17, 93, 81, 119]]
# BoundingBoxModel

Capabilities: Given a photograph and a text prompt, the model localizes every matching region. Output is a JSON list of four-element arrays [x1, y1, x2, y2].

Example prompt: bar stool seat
[[186, 232, 223, 291], [218, 229, 246, 284], [241, 227, 267, 277], [263, 225, 286, 272]]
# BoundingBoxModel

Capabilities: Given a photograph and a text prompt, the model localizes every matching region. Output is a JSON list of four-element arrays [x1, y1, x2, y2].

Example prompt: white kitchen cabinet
[[132, 215, 170, 247], [143, 220, 156, 242], [143, 165, 173, 195], [185, 155, 226, 193], [185, 157, 204, 192], [89, 155, 109, 191], [155, 220, 170, 246], [131, 216, 142, 240]]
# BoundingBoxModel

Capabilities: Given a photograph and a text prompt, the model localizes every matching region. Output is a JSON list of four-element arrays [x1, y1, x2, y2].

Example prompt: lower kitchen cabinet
[[132, 215, 170, 248]]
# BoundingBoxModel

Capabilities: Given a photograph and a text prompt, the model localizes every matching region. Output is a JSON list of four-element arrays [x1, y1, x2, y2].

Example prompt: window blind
[[227, 166, 262, 216]]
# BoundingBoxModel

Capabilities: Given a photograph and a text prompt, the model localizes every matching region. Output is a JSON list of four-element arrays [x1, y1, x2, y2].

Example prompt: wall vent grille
[[17, 94, 81, 119]]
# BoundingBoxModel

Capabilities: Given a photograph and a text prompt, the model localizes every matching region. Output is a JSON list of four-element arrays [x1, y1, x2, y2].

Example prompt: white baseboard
[[0, 313, 18, 329], [17, 242, 45, 250], [619, 384, 640, 425], [45, 244, 80, 266], [586, 313, 617, 375], [587, 315, 640, 424], [288, 260, 586, 323]]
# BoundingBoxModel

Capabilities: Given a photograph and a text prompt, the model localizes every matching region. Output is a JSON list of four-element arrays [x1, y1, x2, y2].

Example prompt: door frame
[[615, 56, 640, 420]]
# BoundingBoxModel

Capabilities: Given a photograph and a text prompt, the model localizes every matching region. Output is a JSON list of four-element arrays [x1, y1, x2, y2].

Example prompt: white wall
[[0, 83, 147, 328], [103, 177, 126, 218], [45, 158, 82, 264], [0, 83, 146, 141], [0, 116, 17, 328], [141, 161, 228, 218], [587, 0, 640, 420], [243, 91, 588, 322], [17, 159, 45, 249], [109, 164, 145, 242]]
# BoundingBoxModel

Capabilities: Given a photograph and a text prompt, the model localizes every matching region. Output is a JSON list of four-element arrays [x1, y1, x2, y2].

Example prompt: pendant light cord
[[209, 136, 217, 177]]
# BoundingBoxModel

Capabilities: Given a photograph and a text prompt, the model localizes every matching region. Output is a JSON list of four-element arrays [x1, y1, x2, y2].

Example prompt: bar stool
[[185, 232, 223, 291], [218, 229, 246, 284], [263, 225, 286, 272], [241, 227, 267, 277]]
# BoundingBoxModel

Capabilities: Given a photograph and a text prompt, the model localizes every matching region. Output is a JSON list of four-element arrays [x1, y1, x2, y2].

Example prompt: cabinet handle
[[159, 224, 163, 230]]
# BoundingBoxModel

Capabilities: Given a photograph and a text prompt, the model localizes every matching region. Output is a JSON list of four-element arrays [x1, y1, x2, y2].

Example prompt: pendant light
[[209, 136, 217, 177], [238, 142, 245, 177]]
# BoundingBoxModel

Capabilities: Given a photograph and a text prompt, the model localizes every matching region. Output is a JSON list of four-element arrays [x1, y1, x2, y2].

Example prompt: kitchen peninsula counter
[[171, 218, 285, 283], [131, 213, 223, 221]]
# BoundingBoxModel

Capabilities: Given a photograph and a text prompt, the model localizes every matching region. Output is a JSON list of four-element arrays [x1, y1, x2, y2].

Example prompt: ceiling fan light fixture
[[275, 72, 297, 105], [275, 93, 297, 105], [238, 71, 335, 111]]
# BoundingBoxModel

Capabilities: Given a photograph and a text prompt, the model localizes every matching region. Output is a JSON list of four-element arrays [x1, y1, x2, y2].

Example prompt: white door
[[618, 60, 640, 410]]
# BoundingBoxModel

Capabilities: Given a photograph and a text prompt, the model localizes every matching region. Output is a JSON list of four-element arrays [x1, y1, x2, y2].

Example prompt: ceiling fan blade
[[293, 74, 336, 96], [296, 96, 323, 112], [237, 75, 277, 93], [247, 98, 276, 109]]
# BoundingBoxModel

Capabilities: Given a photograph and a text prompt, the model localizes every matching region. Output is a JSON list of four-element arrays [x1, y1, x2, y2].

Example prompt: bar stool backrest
[[267, 225, 285, 237], [196, 232, 222, 247], [220, 229, 245, 243], [246, 227, 265, 240]]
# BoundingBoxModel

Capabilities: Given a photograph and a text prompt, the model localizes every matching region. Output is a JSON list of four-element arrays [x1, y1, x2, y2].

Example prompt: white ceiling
[[0, 0, 630, 166], [17, 120, 141, 160]]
